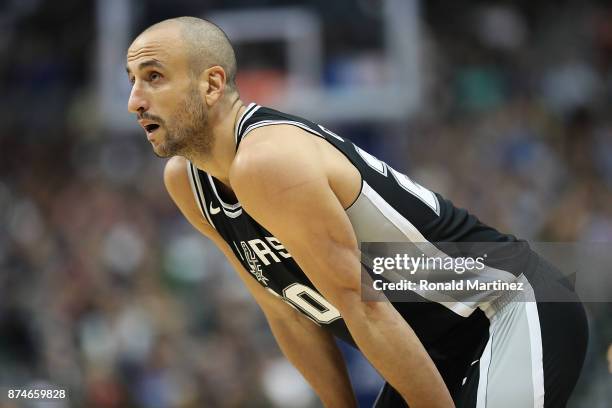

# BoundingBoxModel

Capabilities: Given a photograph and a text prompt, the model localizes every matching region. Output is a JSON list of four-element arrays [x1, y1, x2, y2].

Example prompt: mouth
[[143, 124, 161, 142], [144, 124, 160, 134]]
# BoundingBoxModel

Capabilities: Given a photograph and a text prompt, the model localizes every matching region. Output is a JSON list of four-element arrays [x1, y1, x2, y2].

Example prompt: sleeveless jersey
[[186, 103, 528, 348]]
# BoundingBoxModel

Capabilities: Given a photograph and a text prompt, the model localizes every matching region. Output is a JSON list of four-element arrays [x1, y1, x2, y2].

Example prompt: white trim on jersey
[[186, 161, 205, 219], [232, 241, 245, 261], [525, 298, 545, 407], [187, 161, 216, 230], [317, 124, 344, 142], [241, 119, 324, 141], [235, 103, 260, 145], [221, 208, 242, 218], [206, 173, 243, 218], [475, 282, 544, 408], [476, 328, 493, 408], [438, 300, 479, 318]]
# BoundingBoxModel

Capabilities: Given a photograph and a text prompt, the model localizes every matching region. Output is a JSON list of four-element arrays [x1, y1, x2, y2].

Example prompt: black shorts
[[374, 256, 589, 408]]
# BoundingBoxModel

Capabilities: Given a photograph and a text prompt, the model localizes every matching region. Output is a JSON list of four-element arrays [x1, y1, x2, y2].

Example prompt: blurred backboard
[[97, 0, 423, 130]]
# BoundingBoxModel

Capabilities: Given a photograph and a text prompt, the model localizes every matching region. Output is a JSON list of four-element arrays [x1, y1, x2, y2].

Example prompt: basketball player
[[126, 17, 588, 407]]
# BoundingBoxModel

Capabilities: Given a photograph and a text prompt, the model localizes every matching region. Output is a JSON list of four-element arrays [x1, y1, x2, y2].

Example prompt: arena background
[[1, 0, 611, 407]]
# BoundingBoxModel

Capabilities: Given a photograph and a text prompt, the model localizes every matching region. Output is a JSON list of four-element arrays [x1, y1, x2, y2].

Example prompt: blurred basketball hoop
[[96, 0, 423, 130], [235, 69, 287, 106], [208, 0, 423, 123]]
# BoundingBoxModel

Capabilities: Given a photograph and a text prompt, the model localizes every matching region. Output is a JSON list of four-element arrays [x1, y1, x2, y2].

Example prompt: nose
[[127, 85, 149, 114]]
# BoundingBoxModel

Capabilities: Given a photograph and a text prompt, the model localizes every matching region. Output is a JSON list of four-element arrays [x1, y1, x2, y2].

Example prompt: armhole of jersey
[[239, 120, 365, 211], [240, 119, 325, 143], [186, 160, 217, 230]]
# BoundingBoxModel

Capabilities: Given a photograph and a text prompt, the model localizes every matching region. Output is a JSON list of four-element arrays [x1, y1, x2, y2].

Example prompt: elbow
[[323, 274, 383, 320], [316, 262, 360, 309], [333, 288, 390, 322], [322, 264, 390, 322], [313, 243, 369, 315]]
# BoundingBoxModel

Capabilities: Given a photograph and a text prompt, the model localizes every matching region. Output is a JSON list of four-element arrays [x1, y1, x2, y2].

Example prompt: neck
[[188, 95, 245, 186]]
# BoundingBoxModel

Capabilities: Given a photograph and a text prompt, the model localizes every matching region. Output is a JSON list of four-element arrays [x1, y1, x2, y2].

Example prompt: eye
[[149, 71, 162, 82]]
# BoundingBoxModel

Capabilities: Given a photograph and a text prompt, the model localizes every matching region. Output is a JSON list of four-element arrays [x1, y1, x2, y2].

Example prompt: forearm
[[265, 311, 357, 408], [339, 294, 453, 408], [197, 234, 355, 407]]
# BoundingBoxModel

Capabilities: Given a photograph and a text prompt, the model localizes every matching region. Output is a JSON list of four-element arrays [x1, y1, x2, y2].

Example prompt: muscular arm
[[163, 156, 357, 408], [230, 126, 454, 408]]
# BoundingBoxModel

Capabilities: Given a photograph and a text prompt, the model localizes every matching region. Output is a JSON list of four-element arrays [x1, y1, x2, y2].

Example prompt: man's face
[[126, 27, 212, 158]]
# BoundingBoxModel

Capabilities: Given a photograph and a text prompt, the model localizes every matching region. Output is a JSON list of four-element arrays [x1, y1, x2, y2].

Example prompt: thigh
[[374, 311, 490, 408], [474, 300, 543, 408], [457, 293, 588, 407]]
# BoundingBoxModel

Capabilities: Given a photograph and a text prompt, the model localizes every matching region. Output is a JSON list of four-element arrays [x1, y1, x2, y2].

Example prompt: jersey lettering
[[248, 238, 281, 265], [265, 237, 292, 259], [240, 242, 269, 285]]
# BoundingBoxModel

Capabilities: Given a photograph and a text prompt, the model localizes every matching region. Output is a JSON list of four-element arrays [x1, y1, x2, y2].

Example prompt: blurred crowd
[[1, 0, 611, 407]]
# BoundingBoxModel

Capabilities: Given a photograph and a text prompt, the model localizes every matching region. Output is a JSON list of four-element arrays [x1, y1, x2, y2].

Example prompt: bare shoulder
[[163, 155, 190, 196], [230, 125, 324, 193], [229, 124, 360, 209], [162, 156, 216, 235]]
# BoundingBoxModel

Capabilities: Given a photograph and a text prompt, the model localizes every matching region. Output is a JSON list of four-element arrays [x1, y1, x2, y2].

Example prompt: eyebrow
[[125, 59, 165, 75]]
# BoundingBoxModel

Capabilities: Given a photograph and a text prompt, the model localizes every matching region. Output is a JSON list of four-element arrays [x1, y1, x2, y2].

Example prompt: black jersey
[[187, 103, 524, 348]]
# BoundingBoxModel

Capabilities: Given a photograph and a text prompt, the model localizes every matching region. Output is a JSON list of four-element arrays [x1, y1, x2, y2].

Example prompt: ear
[[201, 65, 227, 106]]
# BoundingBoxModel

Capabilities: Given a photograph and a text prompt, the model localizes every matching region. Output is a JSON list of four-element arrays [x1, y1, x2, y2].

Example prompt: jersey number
[[354, 145, 440, 215], [268, 283, 341, 324]]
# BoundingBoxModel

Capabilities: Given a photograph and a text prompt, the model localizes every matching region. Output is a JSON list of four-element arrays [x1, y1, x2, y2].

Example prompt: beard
[[152, 85, 213, 159]]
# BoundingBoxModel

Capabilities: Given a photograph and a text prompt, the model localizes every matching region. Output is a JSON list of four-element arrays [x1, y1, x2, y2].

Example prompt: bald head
[[140, 16, 237, 91]]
